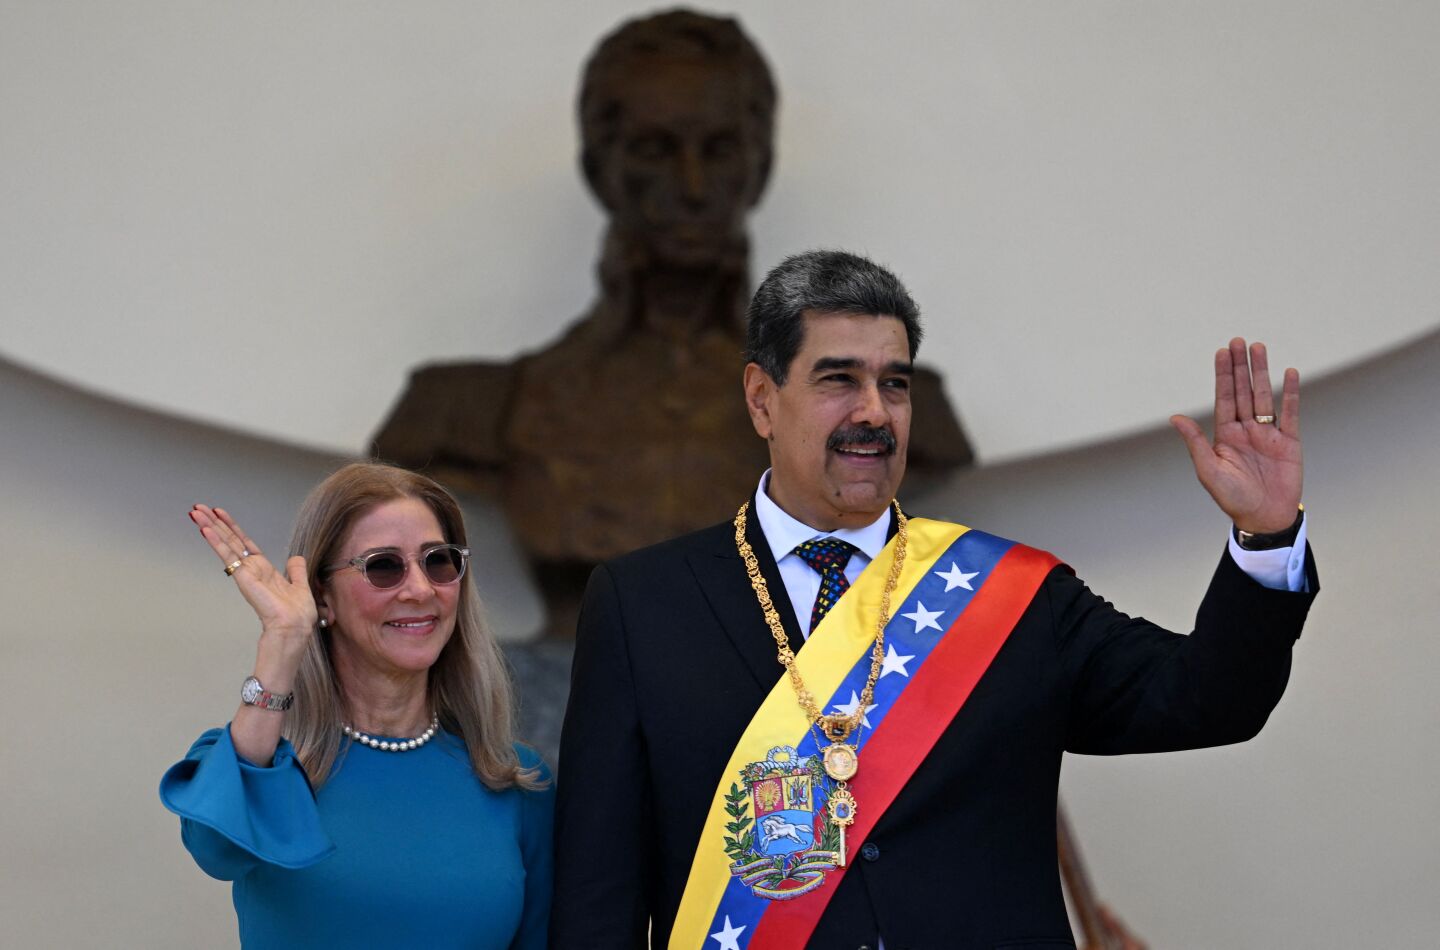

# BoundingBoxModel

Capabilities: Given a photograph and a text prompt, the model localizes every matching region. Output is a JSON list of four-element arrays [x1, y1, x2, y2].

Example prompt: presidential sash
[[670, 519, 1061, 950]]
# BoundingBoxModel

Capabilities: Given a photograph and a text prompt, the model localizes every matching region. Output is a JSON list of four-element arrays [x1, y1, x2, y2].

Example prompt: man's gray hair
[[745, 250, 922, 385]]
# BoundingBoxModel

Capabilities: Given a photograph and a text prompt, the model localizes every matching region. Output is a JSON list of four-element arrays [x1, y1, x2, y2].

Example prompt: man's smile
[[827, 425, 897, 460]]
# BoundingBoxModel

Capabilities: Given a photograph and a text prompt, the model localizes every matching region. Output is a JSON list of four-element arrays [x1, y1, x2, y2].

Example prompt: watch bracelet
[[1235, 505, 1305, 551], [242, 675, 295, 712]]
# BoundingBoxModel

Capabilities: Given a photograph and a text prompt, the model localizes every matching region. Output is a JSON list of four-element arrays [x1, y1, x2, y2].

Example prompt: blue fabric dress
[[160, 725, 553, 949]]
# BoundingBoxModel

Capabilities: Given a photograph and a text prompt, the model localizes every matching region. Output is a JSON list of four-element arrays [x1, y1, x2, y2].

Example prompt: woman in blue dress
[[161, 462, 552, 949]]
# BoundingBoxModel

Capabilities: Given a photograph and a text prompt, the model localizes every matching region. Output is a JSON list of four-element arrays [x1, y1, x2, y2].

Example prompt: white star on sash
[[936, 561, 979, 591], [710, 915, 746, 950], [901, 601, 944, 634], [880, 644, 915, 678], [832, 690, 878, 728]]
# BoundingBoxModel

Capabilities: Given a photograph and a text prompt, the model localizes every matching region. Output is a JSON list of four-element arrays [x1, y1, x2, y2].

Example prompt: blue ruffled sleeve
[[159, 725, 335, 881], [511, 745, 555, 950]]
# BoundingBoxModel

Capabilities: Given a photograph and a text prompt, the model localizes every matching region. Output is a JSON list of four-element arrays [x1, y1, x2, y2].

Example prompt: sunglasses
[[328, 544, 470, 590]]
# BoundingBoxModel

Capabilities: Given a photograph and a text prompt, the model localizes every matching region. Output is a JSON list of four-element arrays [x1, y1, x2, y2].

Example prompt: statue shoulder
[[908, 366, 975, 471], [371, 360, 520, 482]]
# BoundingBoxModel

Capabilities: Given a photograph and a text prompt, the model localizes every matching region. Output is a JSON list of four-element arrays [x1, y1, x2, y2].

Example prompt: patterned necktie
[[794, 537, 860, 633]]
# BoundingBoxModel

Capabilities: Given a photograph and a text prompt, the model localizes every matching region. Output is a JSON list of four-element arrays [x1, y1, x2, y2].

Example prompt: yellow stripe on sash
[[669, 518, 969, 947]]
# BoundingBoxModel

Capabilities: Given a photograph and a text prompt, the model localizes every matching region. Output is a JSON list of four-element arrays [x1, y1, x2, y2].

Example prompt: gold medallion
[[822, 743, 858, 781], [827, 786, 857, 866]]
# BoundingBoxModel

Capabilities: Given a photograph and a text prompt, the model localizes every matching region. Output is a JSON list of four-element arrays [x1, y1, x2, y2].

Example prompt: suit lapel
[[686, 497, 899, 690], [686, 496, 804, 691]]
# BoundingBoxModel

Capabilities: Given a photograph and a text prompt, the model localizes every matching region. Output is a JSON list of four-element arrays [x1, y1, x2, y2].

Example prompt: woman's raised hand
[[190, 503, 315, 765], [189, 504, 318, 642]]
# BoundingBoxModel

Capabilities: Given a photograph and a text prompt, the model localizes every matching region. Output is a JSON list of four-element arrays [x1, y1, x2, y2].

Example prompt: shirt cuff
[[1227, 512, 1310, 592]]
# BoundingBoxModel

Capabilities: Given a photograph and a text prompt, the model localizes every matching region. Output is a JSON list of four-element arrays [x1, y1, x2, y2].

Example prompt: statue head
[[578, 9, 776, 270]]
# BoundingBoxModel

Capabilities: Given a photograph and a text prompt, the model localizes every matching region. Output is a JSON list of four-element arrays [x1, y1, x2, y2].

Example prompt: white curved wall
[[3, 1, 1438, 461]]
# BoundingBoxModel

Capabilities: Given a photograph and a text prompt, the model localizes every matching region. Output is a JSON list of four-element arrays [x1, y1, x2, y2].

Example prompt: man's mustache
[[826, 425, 897, 455]]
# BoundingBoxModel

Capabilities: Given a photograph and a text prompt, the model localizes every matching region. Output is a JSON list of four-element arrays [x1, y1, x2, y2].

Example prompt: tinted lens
[[423, 546, 465, 584], [362, 552, 407, 589]]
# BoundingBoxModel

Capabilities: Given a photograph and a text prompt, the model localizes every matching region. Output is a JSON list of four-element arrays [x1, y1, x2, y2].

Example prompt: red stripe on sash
[[748, 544, 1060, 948]]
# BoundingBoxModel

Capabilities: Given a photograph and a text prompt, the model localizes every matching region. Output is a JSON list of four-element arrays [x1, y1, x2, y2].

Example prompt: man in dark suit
[[552, 250, 1316, 949]]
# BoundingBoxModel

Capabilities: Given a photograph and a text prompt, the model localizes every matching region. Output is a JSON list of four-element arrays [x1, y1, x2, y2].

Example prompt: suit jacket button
[[860, 842, 880, 862]]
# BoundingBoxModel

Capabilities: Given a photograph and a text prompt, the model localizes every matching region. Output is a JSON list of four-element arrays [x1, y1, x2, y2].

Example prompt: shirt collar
[[753, 469, 891, 565]]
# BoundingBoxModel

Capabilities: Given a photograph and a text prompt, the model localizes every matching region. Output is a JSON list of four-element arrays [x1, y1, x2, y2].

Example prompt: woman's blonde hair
[[282, 461, 542, 791]]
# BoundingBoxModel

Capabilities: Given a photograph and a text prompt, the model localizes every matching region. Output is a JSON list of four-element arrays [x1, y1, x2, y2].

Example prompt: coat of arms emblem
[[723, 746, 842, 899]]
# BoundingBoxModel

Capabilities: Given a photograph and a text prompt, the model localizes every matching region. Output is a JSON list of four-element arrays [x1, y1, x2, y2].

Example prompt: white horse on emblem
[[759, 815, 812, 849]]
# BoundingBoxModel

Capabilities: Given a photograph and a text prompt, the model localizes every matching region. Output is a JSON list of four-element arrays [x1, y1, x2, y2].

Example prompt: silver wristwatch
[[240, 675, 294, 712]]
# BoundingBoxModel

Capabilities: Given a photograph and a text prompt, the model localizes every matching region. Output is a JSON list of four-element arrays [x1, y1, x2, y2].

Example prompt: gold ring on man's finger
[[1253, 414, 1276, 424], [224, 560, 244, 576]]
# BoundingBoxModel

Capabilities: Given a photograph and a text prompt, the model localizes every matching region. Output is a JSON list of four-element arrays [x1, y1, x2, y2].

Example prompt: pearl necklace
[[342, 715, 440, 752]]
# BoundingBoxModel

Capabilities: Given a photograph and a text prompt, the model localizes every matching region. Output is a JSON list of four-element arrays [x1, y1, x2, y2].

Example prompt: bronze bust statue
[[374, 9, 971, 638]]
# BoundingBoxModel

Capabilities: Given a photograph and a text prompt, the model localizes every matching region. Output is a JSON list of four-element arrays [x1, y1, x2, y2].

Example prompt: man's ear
[[743, 362, 777, 440]]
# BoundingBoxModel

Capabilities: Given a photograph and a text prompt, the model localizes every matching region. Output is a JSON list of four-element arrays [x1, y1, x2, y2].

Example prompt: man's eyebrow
[[810, 357, 862, 374], [809, 357, 915, 376]]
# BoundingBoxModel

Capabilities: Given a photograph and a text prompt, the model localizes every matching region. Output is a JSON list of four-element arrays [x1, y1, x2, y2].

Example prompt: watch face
[[241, 677, 262, 704]]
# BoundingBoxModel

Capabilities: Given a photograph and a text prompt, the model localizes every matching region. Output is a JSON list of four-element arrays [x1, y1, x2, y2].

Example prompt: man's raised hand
[[1170, 338, 1303, 534]]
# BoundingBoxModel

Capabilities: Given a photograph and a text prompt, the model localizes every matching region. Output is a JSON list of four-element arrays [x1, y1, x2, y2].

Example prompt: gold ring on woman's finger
[[224, 560, 244, 576], [1253, 414, 1276, 424]]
